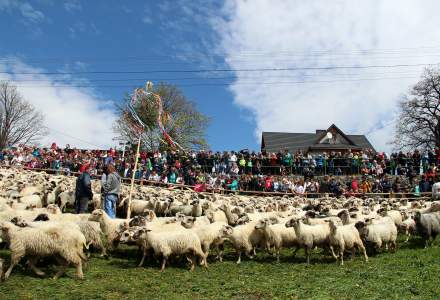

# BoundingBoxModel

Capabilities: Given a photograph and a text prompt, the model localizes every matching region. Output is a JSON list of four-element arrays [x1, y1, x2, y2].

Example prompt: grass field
[[0, 236, 439, 300]]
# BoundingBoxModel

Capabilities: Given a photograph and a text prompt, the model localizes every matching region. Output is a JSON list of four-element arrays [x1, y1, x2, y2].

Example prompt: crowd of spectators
[[1, 142, 439, 196]]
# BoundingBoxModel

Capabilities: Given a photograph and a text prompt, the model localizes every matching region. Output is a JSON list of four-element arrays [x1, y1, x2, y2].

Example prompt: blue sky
[[0, 0, 256, 151], [1, 0, 440, 153]]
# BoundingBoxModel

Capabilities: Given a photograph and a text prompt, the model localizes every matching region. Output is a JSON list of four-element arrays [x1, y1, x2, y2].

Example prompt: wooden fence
[[1, 165, 433, 200]]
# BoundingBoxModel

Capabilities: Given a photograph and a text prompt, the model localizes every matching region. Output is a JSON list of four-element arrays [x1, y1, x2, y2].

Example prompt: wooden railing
[[1, 165, 433, 200]]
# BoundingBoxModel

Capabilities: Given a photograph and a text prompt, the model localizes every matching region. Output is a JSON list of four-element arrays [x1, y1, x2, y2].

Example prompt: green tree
[[114, 83, 209, 151]]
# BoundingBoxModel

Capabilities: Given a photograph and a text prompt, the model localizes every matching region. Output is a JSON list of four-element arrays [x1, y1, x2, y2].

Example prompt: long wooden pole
[[126, 134, 141, 219]]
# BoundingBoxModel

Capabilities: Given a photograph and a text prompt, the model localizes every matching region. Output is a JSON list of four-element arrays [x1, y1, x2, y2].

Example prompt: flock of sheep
[[0, 168, 439, 280]]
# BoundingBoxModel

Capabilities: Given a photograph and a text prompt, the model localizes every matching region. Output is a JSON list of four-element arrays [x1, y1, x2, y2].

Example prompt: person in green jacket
[[228, 176, 239, 191]]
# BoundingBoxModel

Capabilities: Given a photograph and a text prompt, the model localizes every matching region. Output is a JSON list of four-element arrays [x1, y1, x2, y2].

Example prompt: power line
[[1, 45, 440, 62], [9, 75, 421, 89], [1, 69, 425, 83], [1, 62, 437, 76]]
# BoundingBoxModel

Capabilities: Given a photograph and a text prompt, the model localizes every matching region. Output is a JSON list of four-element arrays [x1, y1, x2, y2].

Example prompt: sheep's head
[[176, 213, 186, 222], [325, 219, 338, 232], [141, 209, 156, 222], [129, 216, 147, 227], [89, 209, 105, 221], [305, 211, 317, 218], [220, 225, 233, 236], [25, 204, 37, 211], [279, 203, 289, 212], [10, 217, 28, 227], [354, 221, 366, 231], [119, 227, 142, 243], [34, 213, 50, 222], [231, 207, 242, 215], [46, 204, 61, 214], [165, 217, 178, 224], [181, 217, 196, 229], [218, 203, 227, 212], [201, 202, 211, 211], [413, 211, 422, 222], [134, 227, 152, 240], [285, 218, 299, 228], [235, 214, 250, 225], [254, 218, 268, 230], [205, 210, 215, 223]]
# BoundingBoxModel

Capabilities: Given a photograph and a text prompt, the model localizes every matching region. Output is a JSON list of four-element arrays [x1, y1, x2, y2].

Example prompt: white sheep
[[205, 209, 228, 224], [181, 219, 228, 261], [58, 191, 75, 212], [18, 194, 43, 208], [327, 220, 368, 265], [285, 218, 330, 264], [119, 197, 154, 216], [220, 220, 266, 264], [0, 221, 87, 280], [398, 216, 416, 243], [254, 217, 299, 262], [88, 209, 128, 251], [136, 227, 207, 272], [355, 219, 398, 252]]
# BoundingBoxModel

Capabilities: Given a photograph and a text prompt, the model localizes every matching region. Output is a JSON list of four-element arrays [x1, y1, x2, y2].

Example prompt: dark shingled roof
[[261, 125, 375, 153]]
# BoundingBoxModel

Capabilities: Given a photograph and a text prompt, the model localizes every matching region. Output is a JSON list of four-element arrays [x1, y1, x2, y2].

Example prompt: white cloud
[[212, 0, 440, 152], [0, 59, 118, 149], [142, 15, 153, 24], [19, 2, 44, 22], [64, 0, 81, 12], [0, 1, 45, 23]]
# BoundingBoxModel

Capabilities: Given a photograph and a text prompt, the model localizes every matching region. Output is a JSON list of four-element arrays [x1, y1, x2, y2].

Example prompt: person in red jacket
[[265, 176, 273, 192], [351, 176, 359, 193]]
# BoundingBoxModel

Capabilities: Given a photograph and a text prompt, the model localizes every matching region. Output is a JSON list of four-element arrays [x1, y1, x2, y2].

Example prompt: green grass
[[0, 236, 439, 300]]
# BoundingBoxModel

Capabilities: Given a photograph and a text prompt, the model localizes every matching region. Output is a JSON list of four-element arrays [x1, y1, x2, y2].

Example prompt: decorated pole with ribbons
[[125, 81, 184, 219]]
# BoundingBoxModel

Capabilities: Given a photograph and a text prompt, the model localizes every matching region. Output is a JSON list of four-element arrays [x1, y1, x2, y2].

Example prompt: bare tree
[[394, 67, 440, 151], [0, 81, 47, 148]]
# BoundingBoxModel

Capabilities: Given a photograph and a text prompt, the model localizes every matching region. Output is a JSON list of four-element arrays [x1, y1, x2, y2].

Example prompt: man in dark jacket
[[75, 163, 93, 214]]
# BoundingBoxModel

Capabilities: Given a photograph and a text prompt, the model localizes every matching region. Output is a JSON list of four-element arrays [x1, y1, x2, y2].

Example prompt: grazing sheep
[[0, 221, 87, 280], [327, 220, 368, 265], [285, 218, 330, 264], [413, 211, 440, 248], [135, 227, 207, 272]]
